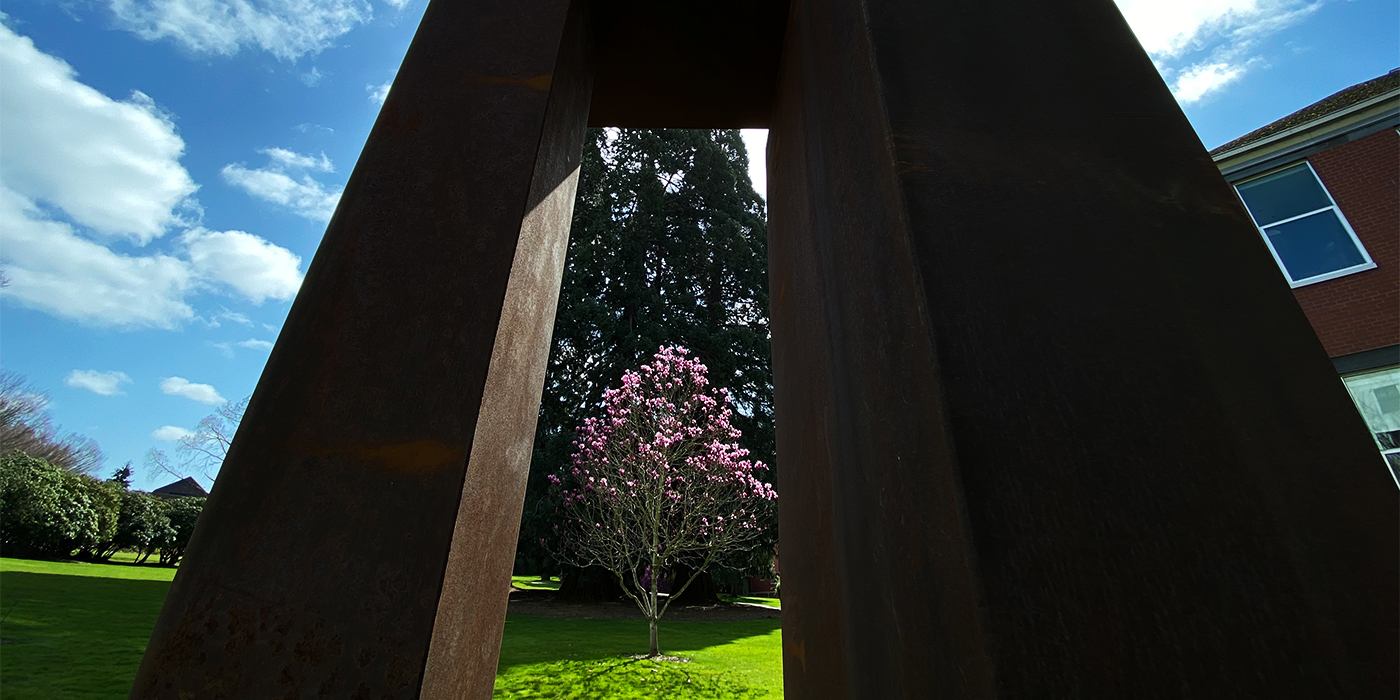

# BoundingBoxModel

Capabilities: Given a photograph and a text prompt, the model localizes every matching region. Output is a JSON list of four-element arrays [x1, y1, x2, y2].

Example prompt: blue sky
[[1, 0, 1395, 490]]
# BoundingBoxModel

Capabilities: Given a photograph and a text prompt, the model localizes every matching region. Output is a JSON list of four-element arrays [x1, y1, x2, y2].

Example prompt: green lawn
[[496, 615, 781, 698], [511, 574, 562, 591], [720, 594, 781, 609], [1, 558, 783, 699], [0, 558, 175, 699]]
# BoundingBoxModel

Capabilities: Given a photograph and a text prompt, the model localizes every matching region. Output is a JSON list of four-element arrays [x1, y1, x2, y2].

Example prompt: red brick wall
[[1292, 129, 1399, 358]]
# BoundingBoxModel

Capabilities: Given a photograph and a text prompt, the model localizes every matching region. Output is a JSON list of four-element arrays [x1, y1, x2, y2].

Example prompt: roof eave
[[1211, 87, 1400, 164]]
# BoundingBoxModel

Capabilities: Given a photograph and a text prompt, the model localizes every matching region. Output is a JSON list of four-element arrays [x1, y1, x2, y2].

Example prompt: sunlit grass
[[720, 593, 781, 609], [1, 555, 176, 582], [0, 558, 783, 699], [511, 574, 562, 591], [495, 615, 782, 699]]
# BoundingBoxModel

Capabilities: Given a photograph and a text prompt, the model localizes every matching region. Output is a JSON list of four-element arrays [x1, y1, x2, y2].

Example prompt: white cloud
[[1172, 61, 1248, 103], [1, 186, 197, 328], [212, 337, 273, 356], [160, 376, 225, 405], [1114, 0, 1311, 57], [152, 425, 193, 441], [199, 308, 253, 327], [2, 186, 303, 328], [65, 370, 133, 396], [300, 66, 324, 87], [108, 0, 373, 61], [263, 147, 333, 173], [367, 80, 391, 104], [1113, 0, 1322, 103], [0, 26, 307, 330], [184, 229, 304, 303], [222, 148, 342, 222], [0, 22, 197, 244], [380, 0, 410, 9]]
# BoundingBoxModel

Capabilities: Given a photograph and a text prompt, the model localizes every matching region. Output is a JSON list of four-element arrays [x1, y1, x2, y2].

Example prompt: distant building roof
[[151, 476, 209, 499], [1210, 69, 1400, 156]]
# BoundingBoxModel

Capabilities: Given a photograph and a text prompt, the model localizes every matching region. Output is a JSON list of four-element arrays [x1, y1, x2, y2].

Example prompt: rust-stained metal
[[769, 0, 1397, 698], [128, 0, 589, 697], [587, 0, 788, 128], [131, 0, 1397, 697]]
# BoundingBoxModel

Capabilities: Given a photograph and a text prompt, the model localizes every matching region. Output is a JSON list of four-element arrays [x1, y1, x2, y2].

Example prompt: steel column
[[129, 0, 1398, 697], [768, 0, 1398, 698], [128, 0, 592, 697]]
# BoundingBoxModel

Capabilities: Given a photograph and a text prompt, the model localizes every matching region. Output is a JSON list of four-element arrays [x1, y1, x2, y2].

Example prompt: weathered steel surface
[[587, 0, 787, 128], [768, 0, 1398, 698], [130, 0, 1397, 697], [127, 0, 590, 696]]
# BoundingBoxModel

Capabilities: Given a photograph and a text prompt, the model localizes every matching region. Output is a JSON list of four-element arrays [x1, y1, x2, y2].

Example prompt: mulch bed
[[507, 588, 780, 622]]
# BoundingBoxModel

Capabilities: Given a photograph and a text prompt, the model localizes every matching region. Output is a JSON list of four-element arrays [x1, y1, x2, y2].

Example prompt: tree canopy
[[0, 453, 204, 564], [0, 370, 103, 474], [145, 397, 247, 485], [547, 347, 776, 654]]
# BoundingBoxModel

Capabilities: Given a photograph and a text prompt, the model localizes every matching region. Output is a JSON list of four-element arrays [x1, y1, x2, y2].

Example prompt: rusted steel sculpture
[[130, 0, 1398, 698]]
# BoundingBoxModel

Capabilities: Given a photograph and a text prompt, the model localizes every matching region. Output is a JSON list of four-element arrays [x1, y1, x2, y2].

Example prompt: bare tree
[[146, 397, 248, 484], [0, 370, 104, 474]]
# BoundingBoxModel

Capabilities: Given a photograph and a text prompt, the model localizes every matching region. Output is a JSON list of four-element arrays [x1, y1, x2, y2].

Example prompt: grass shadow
[[498, 615, 781, 668], [0, 571, 171, 699]]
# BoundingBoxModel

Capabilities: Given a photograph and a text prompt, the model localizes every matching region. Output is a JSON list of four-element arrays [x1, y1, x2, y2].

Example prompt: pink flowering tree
[[547, 346, 777, 655]]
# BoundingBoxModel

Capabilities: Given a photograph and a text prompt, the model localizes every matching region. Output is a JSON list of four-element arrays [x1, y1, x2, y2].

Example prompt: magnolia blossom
[[546, 346, 776, 655]]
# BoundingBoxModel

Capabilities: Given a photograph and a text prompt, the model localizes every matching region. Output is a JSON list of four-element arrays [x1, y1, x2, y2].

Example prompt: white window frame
[[1234, 161, 1375, 288]]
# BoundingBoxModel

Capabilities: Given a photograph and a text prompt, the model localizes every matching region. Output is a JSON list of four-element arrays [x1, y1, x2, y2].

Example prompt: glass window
[[1236, 164, 1333, 223], [1341, 366, 1400, 486], [1264, 212, 1367, 281], [1235, 163, 1373, 286]]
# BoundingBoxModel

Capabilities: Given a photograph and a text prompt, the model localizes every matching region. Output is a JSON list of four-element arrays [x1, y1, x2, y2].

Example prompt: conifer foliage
[[518, 129, 775, 578]]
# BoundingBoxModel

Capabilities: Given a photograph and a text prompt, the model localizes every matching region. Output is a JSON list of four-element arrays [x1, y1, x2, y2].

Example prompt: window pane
[[1264, 210, 1364, 281], [1344, 368, 1400, 436], [1344, 368, 1400, 485], [1377, 385, 1400, 415], [1237, 164, 1332, 225], [1377, 429, 1400, 451]]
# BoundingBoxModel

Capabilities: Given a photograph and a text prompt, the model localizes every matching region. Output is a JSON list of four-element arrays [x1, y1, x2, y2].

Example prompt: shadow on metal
[[129, 0, 1398, 698]]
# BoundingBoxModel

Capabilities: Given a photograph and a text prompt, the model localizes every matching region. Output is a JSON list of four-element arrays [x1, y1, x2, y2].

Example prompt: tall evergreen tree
[[518, 129, 774, 582]]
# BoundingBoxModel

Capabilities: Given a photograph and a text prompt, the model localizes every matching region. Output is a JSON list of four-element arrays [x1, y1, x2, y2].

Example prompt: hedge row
[[0, 453, 204, 565]]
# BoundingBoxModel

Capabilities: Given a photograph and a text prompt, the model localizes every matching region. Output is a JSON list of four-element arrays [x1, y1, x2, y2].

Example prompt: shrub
[[73, 476, 122, 560], [0, 453, 98, 557], [114, 490, 174, 561], [156, 497, 204, 566]]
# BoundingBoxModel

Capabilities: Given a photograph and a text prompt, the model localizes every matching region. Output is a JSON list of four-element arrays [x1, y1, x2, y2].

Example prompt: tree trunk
[[648, 553, 661, 655]]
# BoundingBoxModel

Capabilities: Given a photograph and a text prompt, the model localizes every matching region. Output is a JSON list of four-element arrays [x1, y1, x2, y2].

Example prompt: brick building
[[1213, 69, 1399, 482]]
